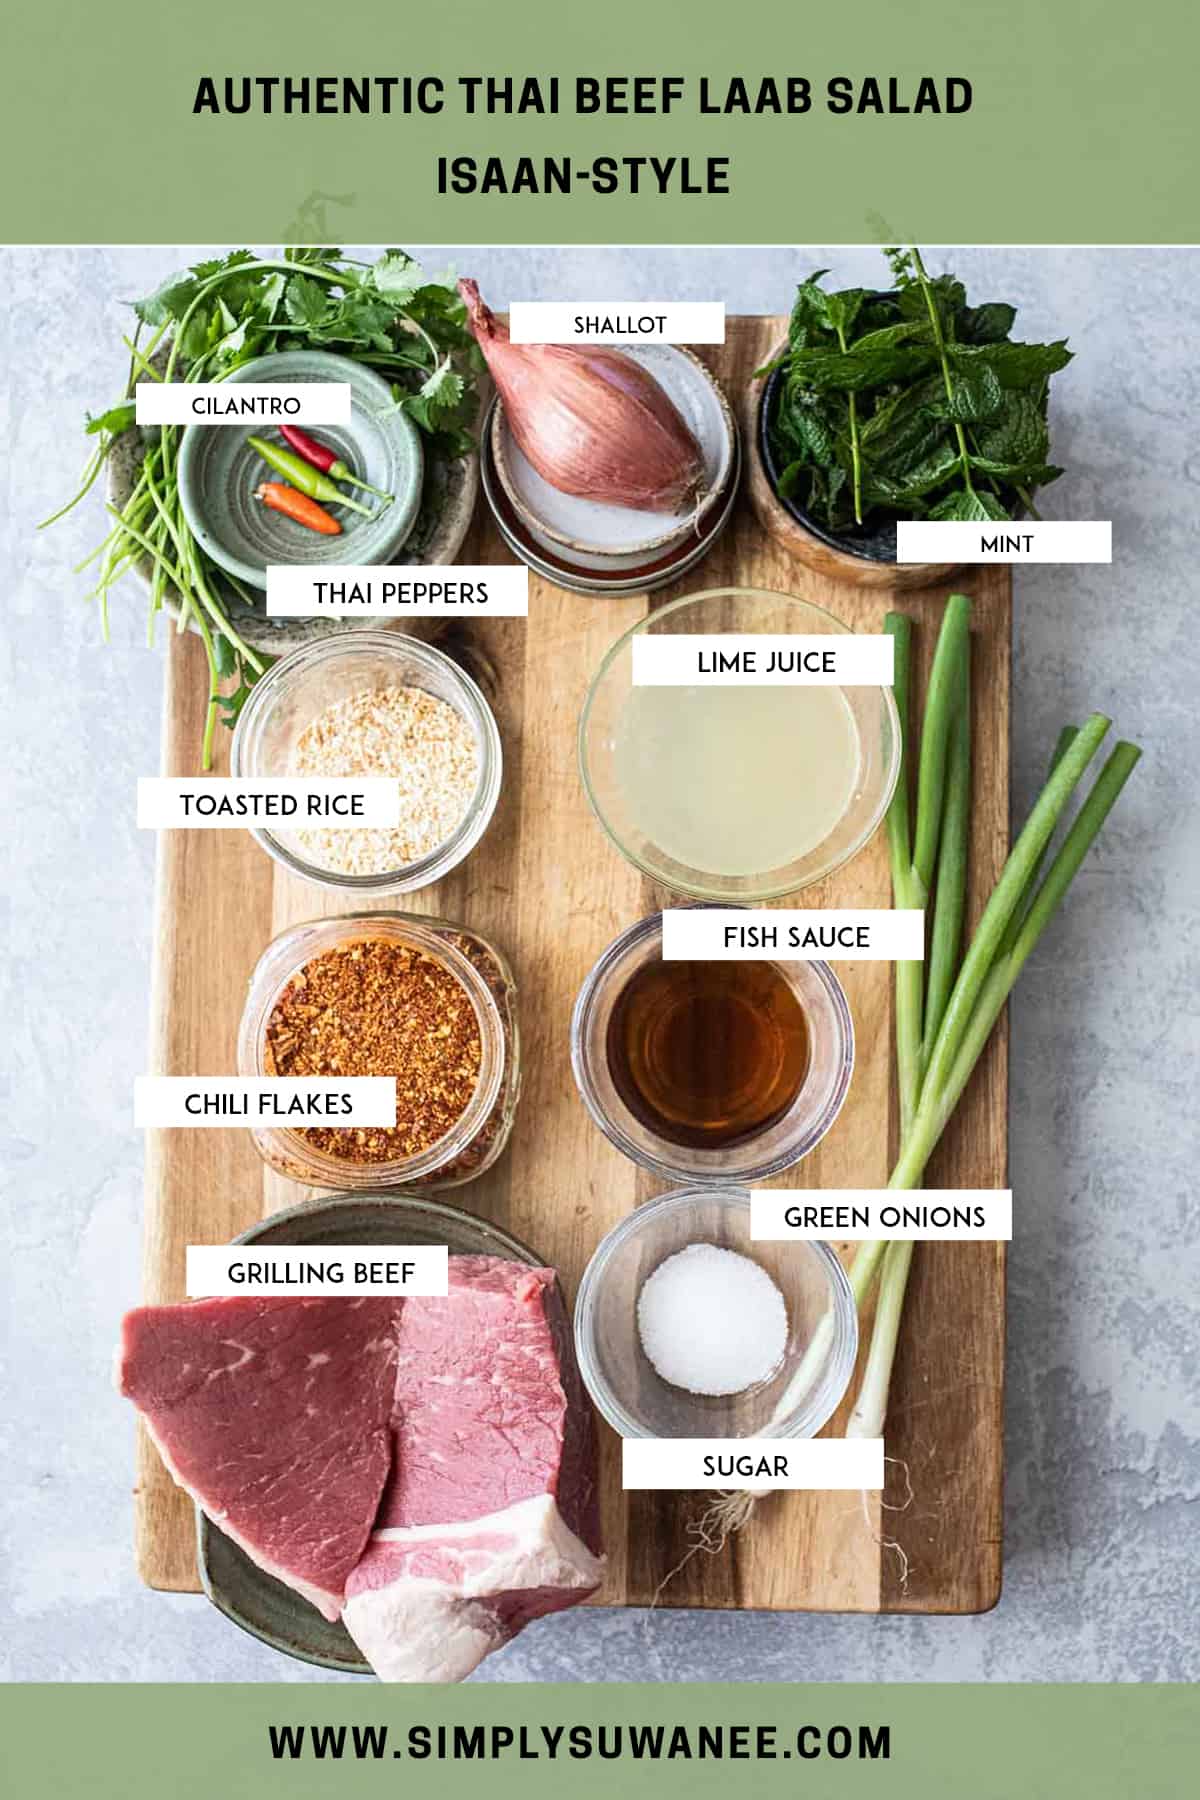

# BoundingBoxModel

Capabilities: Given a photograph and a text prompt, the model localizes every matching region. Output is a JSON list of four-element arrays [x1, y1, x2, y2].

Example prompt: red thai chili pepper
[[255, 481, 342, 536], [279, 425, 394, 503]]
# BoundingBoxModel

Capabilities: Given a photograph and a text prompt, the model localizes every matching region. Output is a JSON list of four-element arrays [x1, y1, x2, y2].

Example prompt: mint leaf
[[823, 288, 868, 340], [888, 445, 964, 501], [788, 341, 939, 393], [951, 339, 1073, 389], [929, 487, 1011, 523], [960, 302, 1017, 344], [972, 392, 1049, 467], [928, 361, 1004, 423], [788, 272, 835, 351]]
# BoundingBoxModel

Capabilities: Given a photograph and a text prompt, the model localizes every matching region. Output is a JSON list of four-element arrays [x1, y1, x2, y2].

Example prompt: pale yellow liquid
[[614, 683, 861, 877]]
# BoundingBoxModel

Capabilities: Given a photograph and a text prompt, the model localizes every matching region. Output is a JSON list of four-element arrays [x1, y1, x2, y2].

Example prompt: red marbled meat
[[118, 1296, 398, 1621], [342, 1258, 603, 1682]]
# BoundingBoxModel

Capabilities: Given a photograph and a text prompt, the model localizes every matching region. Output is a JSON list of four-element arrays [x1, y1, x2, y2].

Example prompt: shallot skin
[[459, 278, 705, 515]]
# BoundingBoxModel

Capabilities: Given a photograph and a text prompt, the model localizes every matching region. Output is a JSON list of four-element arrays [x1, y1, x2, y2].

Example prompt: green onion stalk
[[786, 596, 1141, 1444], [845, 595, 1140, 1440]]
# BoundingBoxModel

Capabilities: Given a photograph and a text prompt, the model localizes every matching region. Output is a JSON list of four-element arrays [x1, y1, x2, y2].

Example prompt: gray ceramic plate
[[196, 1194, 546, 1674], [107, 381, 480, 654], [481, 398, 741, 596], [491, 345, 734, 564], [176, 351, 423, 590]]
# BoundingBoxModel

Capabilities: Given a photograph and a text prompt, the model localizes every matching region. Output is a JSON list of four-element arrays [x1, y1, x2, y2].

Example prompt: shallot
[[459, 278, 705, 515]]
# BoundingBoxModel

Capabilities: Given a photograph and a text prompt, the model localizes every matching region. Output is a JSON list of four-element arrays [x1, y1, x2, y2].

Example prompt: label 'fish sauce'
[[605, 960, 810, 1150]]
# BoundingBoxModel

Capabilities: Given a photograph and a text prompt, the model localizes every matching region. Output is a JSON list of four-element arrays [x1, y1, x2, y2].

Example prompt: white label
[[266, 563, 529, 617], [750, 1190, 1013, 1242], [662, 908, 925, 962], [509, 301, 725, 345], [185, 1244, 448, 1298], [134, 1077, 396, 1129], [631, 633, 893, 687], [622, 1437, 884, 1492], [896, 520, 1112, 563], [136, 777, 400, 829], [135, 382, 352, 427]]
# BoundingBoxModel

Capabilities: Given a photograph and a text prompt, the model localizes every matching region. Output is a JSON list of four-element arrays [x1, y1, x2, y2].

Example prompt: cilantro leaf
[[373, 254, 426, 302], [283, 274, 331, 330], [133, 271, 200, 327], [85, 401, 137, 437]]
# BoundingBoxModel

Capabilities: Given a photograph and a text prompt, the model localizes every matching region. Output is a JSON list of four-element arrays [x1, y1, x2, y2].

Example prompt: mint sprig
[[761, 246, 1072, 533]]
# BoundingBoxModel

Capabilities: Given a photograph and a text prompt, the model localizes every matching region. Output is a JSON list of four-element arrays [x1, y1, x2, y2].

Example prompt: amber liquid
[[606, 960, 811, 1151]]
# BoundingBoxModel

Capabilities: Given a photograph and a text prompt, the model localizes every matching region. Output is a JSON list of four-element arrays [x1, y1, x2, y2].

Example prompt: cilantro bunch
[[763, 247, 1072, 535], [44, 248, 480, 764]]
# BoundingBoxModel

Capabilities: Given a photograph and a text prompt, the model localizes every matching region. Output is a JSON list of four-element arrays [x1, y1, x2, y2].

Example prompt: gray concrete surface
[[3, 246, 1197, 1683]]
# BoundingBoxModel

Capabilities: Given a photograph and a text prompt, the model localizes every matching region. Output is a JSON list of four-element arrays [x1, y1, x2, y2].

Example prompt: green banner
[[3, 1683, 1197, 1796], [2, 0, 1197, 243]]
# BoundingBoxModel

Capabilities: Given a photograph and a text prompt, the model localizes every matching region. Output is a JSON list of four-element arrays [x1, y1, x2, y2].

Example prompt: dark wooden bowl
[[743, 347, 962, 592]]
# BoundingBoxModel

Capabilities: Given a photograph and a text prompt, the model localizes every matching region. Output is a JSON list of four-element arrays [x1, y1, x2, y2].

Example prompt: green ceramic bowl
[[176, 351, 424, 590], [196, 1194, 548, 1674]]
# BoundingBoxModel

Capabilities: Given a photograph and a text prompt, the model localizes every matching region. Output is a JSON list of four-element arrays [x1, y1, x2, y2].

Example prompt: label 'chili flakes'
[[264, 939, 483, 1163]]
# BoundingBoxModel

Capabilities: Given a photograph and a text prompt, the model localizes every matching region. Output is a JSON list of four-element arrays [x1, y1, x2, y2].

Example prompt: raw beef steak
[[118, 1295, 398, 1620], [343, 1257, 603, 1680]]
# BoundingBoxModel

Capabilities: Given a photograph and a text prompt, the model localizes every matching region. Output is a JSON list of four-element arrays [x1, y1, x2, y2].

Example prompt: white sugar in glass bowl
[[574, 1187, 858, 1440]]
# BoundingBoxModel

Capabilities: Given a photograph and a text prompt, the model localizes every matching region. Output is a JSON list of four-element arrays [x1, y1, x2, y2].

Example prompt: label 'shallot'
[[508, 300, 725, 344]]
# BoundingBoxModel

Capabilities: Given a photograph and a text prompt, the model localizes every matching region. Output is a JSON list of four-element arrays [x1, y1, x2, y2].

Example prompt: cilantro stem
[[122, 336, 163, 382], [38, 441, 107, 528]]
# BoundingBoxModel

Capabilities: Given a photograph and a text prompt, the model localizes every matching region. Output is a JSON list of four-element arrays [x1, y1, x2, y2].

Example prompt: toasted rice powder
[[292, 684, 480, 876]]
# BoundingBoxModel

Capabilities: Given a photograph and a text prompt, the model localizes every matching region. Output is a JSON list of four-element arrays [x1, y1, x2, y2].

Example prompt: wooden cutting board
[[136, 316, 1008, 1617]]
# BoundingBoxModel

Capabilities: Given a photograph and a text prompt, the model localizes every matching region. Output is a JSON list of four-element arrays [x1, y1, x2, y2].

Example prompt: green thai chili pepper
[[246, 436, 375, 516]]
